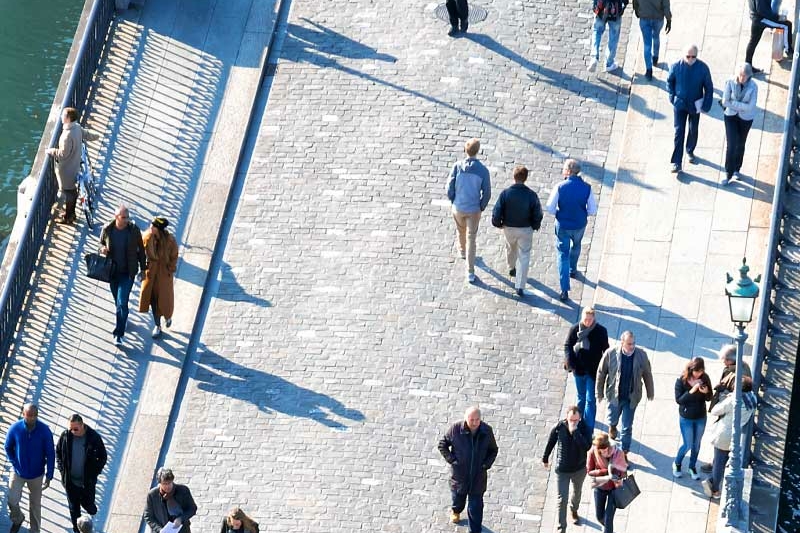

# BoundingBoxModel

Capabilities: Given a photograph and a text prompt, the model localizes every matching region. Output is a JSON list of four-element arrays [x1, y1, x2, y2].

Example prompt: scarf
[[574, 321, 597, 352], [732, 79, 751, 103]]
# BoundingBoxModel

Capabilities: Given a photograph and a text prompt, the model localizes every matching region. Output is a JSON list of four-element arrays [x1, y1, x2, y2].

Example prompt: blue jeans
[[555, 222, 585, 292], [638, 18, 664, 70], [593, 487, 617, 533], [109, 273, 134, 337], [671, 108, 700, 166], [711, 447, 729, 493], [592, 17, 622, 68], [451, 490, 483, 533], [676, 416, 707, 470], [606, 399, 635, 452], [574, 374, 597, 432]]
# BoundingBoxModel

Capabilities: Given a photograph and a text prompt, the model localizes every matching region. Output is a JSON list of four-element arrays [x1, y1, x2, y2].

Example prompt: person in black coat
[[445, 0, 469, 36], [564, 307, 609, 432], [55, 414, 107, 533], [438, 406, 499, 533], [143, 468, 197, 533]]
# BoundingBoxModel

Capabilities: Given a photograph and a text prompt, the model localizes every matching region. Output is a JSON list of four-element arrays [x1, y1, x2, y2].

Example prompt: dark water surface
[[0, 0, 83, 241]]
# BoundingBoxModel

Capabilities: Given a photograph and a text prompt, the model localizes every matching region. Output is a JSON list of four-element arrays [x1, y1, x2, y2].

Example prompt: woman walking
[[673, 356, 712, 479], [220, 507, 259, 533], [721, 63, 758, 185], [587, 432, 627, 533], [139, 217, 179, 338]]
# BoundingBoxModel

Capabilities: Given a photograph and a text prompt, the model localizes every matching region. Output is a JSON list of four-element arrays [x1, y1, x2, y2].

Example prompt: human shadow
[[174, 257, 271, 307], [192, 346, 365, 429]]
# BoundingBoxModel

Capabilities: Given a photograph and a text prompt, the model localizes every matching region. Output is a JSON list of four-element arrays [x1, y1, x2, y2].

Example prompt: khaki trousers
[[8, 473, 43, 533], [503, 226, 533, 289], [452, 209, 481, 274]]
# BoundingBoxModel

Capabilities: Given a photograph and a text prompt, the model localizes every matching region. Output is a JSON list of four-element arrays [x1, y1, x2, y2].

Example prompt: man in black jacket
[[542, 406, 592, 531], [438, 406, 499, 533], [143, 468, 198, 533], [564, 307, 610, 432], [745, 0, 793, 72], [492, 165, 543, 298], [445, 0, 469, 36], [56, 414, 108, 533]]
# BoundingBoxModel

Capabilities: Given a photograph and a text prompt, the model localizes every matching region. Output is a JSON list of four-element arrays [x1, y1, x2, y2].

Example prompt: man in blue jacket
[[447, 138, 491, 284], [4, 403, 56, 533], [667, 44, 714, 173], [745, 0, 793, 72]]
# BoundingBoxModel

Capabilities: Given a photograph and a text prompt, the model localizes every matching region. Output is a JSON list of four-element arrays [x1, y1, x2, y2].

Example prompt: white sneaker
[[588, 58, 598, 71], [672, 463, 682, 478], [605, 62, 620, 72], [151, 326, 162, 338]]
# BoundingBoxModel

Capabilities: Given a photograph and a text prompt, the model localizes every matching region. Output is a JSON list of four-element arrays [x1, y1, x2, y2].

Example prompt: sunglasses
[[686, 55, 697, 59]]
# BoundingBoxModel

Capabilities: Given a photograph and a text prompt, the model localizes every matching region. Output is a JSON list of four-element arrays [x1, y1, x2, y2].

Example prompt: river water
[[0, 0, 83, 242]]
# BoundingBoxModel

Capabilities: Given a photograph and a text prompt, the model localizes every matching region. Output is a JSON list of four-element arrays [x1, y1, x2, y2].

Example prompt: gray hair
[[464, 406, 482, 419], [156, 467, 175, 483], [719, 344, 737, 363], [738, 62, 753, 80]]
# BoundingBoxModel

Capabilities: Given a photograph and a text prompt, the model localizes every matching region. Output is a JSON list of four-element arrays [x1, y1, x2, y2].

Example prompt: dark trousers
[[446, 0, 469, 27], [63, 188, 78, 219], [745, 18, 793, 64], [451, 490, 483, 533], [109, 272, 134, 337], [671, 108, 700, 165], [711, 447, 730, 493], [723, 114, 753, 177], [593, 487, 617, 533], [65, 481, 97, 531]]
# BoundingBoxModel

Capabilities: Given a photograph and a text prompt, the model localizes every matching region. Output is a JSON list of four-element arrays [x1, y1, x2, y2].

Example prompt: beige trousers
[[452, 209, 482, 274], [8, 473, 43, 533], [503, 226, 533, 289]]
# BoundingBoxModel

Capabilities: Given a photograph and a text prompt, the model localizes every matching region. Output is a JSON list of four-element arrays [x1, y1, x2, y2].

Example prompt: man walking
[[632, 0, 672, 79], [564, 307, 610, 432], [667, 44, 713, 173], [45, 107, 99, 224], [545, 159, 598, 302], [4, 403, 55, 533], [447, 138, 491, 284], [56, 414, 108, 533], [491, 165, 543, 297], [596, 331, 655, 457], [446, 0, 469, 36], [543, 406, 592, 530], [100, 204, 146, 346], [745, 0, 793, 72], [589, 0, 627, 72], [438, 406, 499, 533]]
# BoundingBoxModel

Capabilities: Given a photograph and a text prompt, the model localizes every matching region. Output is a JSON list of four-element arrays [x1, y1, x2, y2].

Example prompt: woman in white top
[[721, 63, 758, 185]]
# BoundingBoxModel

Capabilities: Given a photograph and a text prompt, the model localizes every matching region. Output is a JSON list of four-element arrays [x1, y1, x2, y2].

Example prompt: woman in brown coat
[[139, 217, 178, 337]]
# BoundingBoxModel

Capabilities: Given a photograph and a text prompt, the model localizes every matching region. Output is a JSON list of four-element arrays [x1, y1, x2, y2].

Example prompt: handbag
[[84, 253, 115, 282], [612, 474, 640, 509]]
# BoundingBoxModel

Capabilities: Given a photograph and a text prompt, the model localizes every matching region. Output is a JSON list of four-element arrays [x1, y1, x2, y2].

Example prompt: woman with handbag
[[139, 217, 179, 338], [673, 356, 713, 479], [587, 432, 627, 533]]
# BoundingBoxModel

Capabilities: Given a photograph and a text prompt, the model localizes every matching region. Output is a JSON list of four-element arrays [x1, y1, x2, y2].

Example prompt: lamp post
[[722, 258, 760, 527]]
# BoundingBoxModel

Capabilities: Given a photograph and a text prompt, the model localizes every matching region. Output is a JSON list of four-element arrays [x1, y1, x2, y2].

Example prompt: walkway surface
[[0, 1, 790, 533]]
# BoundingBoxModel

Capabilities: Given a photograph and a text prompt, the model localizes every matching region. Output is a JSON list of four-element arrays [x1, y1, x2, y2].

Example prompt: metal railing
[[0, 0, 115, 369]]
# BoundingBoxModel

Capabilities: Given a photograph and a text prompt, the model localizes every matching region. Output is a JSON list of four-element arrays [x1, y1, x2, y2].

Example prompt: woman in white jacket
[[721, 63, 758, 185], [702, 376, 757, 498]]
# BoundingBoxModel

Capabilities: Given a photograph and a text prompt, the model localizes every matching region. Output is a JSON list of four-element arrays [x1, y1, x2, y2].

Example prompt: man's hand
[[665, 18, 672, 34], [42, 478, 51, 490], [101, 246, 109, 255], [172, 518, 182, 527], [46, 148, 56, 156]]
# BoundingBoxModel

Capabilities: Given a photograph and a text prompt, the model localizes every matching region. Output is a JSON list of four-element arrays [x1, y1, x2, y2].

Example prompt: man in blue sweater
[[745, 0, 793, 72], [447, 138, 492, 284], [667, 44, 714, 173], [545, 159, 598, 302], [4, 403, 55, 533]]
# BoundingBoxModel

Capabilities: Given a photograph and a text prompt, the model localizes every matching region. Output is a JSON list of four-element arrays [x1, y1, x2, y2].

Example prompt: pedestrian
[[745, 0, 793, 73], [437, 406, 499, 533], [564, 307, 610, 433], [446, 0, 469, 36], [586, 432, 627, 533], [4, 403, 55, 533], [542, 406, 593, 530], [56, 414, 108, 533], [139, 217, 179, 338], [632, 0, 672, 79], [721, 63, 758, 185], [589, 0, 628, 72], [45, 107, 99, 224], [446, 138, 491, 284], [545, 159, 598, 301], [76, 515, 94, 533], [702, 376, 758, 499], [672, 357, 712, 480], [144, 467, 198, 533], [667, 44, 714, 173], [100, 204, 146, 347], [595, 331, 655, 458], [220, 507, 259, 533], [491, 165, 543, 297]]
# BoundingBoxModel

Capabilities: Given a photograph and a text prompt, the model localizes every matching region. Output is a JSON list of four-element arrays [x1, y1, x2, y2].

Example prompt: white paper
[[161, 522, 183, 533], [694, 98, 703, 113]]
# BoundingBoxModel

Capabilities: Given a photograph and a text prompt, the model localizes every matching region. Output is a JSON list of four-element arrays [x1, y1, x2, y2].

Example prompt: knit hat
[[151, 217, 169, 230]]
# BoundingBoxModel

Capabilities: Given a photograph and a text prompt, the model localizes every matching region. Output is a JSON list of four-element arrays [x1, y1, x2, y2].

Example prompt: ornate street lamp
[[722, 258, 760, 527]]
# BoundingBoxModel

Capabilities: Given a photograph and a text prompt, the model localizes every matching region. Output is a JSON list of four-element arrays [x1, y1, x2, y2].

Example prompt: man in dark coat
[[564, 307, 610, 432], [438, 406, 499, 533], [445, 0, 469, 36], [56, 414, 107, 533], [543, 406, 593, 531], [143, 468, 198, 533]]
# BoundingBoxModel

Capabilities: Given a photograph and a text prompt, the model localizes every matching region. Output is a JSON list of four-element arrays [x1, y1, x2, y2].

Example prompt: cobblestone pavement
[[164, 1, 631, 532]]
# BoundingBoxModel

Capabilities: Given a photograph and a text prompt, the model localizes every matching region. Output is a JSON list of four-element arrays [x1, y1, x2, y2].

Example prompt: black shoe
[[571, 509, 580, 525], [652, 55, 659, 67], [509, 268, 516, 277], [447, 25, 458, 37], [688, 152, 698, 164], [460, 19, 468, 33], [700, 462, 713, 474], [559, 291, 569, 301], [569, 270, 577, 279], [10, 522, 22, 533], [752, 66, 764, 74], [645, 68, 653, 80], [516, 288, 525, 297]]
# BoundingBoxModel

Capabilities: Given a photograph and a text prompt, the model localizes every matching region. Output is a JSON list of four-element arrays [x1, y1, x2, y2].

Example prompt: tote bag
[[84, 253, 115, 283], [612, 474, 641, 509]]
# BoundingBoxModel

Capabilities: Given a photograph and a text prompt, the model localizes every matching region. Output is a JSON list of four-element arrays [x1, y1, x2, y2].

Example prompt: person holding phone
[[587, 432, 627, 533], [672, 356, 713, 480]]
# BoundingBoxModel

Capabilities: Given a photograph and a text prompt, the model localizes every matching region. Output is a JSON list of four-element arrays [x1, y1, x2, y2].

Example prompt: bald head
[[22, 403, 38, 429], [684, 44, 698, 65]]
